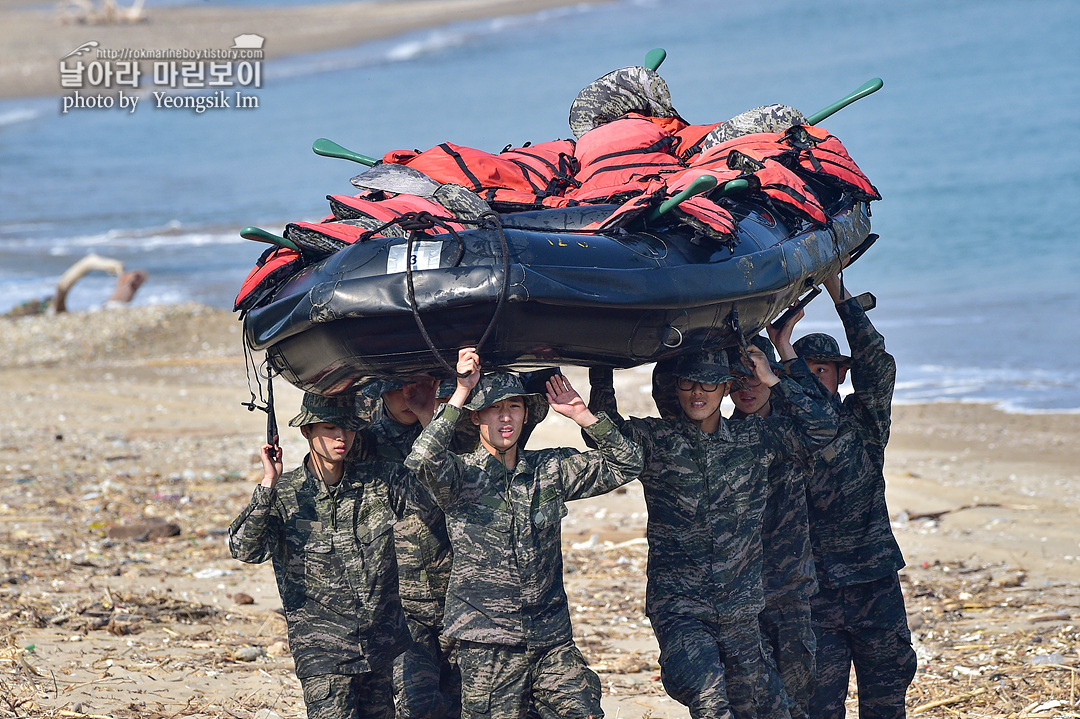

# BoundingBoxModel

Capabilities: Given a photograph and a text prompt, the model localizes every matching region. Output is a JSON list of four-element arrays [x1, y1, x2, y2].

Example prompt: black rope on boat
[[357, 211, 467, 268], [404, 210, 510, 377], [241, 348, 278, 446], [727, 307, 754, 380]]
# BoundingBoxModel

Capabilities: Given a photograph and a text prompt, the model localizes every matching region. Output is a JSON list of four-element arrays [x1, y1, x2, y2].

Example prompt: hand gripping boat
[[237, 63, 884, 396]]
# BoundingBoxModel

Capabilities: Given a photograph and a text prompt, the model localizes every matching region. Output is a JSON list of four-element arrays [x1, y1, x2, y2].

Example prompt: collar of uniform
[[467, 444, 533, 478], [679, 414, 734, 442], [303, 456, 351, 499]]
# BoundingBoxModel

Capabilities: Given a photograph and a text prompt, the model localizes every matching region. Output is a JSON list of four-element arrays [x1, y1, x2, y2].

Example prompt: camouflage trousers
[[652, 612, 790, 719], [759, 602, 816, 719], [808, 573, 917, 719], [300, 666, 396, 719], [456, 639, 603, 719], [394, 616, 461, 719]]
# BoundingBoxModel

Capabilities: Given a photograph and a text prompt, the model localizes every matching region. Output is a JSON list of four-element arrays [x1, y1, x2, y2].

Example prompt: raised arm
[[228, 444, 283, 564], [403, 348, 479, 509], [837, 292, 894, 448], [766, 355, 839, 450], [558, 412, 644, 502]]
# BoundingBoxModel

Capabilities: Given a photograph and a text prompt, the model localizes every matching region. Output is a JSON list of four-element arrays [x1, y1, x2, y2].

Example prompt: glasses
[[676, 378, 719, 392]]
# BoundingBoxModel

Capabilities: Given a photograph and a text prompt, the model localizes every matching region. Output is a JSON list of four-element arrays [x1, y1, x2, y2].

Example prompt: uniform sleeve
[[404, 403, 468, 510], [767, 357, 839, 450], [382, 462, 423, 519], [228, 484, 280, 564], [837, 295, 895, 448], [558, 412, 644, 501]]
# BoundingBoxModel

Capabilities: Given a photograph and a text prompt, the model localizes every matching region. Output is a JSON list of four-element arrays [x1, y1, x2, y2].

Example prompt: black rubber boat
[[243, 191, 874, 395]]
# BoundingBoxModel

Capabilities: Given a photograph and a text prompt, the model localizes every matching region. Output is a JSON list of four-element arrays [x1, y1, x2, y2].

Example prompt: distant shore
[[0, 0, 608, 100]]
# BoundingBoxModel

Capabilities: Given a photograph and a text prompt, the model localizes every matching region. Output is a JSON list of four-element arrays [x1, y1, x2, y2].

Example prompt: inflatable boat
[[236, 58, 883, 395]]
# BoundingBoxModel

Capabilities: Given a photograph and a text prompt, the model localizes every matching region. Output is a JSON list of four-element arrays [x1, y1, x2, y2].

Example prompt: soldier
[[404, 348, 643, 719], [794, 271, 917, 719], [727, 333, 817, 719], [229, 393, 413, 719], [363, 378, 463, 719], [587, 343, 836, 719]]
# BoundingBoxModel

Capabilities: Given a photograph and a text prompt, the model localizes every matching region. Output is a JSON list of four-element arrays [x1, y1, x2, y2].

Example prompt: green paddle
[[312, 138, 378, 166], [240, 226, 301, 253], [644, 48, 667, 71], [648, 176, 749, 220], [806, 78, 883, 126]]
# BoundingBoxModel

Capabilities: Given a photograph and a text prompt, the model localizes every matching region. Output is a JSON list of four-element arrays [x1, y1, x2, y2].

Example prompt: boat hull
[[244, 198, 872, 395]]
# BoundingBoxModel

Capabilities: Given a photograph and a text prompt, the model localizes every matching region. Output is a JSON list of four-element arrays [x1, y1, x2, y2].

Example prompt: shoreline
[[0, 0, 610, 101]]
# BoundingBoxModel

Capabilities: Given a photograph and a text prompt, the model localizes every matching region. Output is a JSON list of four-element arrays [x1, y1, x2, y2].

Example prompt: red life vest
[[783, 125, 880, 201], [689, 133, 828, 225], [583, 175, 736, 242], [327, 193, 465, 231], [636, 115, 721, 160], [566, 116, 685, 203], [383, 140, 576, 211], [283, 220, 379, 256], [234, 246, 302, 313], [499, 139, 579, 196]]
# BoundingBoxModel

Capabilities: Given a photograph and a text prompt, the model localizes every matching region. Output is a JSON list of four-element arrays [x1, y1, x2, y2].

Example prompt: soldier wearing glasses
[[587, 338, 837, 719]]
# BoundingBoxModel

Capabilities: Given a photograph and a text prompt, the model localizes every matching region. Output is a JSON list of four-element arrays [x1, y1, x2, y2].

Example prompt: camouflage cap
[[569, 66, 680, 139], [435, 378, 458, 399], [793, 333, 851, 365], [728, 335, 783, 376], [289, 392, 368, 430], [464, 372, 549, 424], [673, 349, 735, 385], [359, 377, 403, 399]]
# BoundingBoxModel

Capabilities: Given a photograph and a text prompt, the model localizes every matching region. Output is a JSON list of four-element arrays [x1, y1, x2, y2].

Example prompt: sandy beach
[[0, 0, 608, 100], [1, 304, 1078, 718]]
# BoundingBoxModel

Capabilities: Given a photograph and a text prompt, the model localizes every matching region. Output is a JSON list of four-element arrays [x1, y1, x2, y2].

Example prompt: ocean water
[[1, 0, 1077, 411]]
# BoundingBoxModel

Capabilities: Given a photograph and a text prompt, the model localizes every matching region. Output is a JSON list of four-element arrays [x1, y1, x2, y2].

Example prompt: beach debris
[[58, 0, 146, 25], [104, 518, 181, 541], [233, 645, 263, 662], [4, 253, 148, 317]]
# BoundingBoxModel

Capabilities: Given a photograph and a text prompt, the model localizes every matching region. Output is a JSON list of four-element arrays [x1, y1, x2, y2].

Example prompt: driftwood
[[911, 686, 988, 714], [904, 501, 1037, 522], [5, 253, 147, 317]]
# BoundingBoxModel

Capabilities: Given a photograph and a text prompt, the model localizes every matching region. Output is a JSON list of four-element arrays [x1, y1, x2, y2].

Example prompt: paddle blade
[[312, 138, 377, 166], [807, 78, 883, 126], [650, 174, 718, 220], [241, 226, 301, 253], [644, 48, 667, 71]]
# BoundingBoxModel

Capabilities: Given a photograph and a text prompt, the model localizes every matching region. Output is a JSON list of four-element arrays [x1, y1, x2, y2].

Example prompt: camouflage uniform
[[727, 339, 817, 719], [229, 393, 413, 719], [588, 351, 837, 719], [794, 296, 917, 719], [369, 401, 461, 719], [405, 373, 644, 719]]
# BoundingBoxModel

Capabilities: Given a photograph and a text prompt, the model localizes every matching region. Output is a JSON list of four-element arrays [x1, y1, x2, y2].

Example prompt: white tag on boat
[[387, 241, 443, 274]]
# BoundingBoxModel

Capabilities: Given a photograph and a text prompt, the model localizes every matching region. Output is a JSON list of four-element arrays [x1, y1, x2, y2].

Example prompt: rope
[[404, 210, 510, 376], [241, 348, 278, 446]]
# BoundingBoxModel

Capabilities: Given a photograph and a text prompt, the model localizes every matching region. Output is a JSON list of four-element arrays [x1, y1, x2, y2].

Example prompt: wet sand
[[1, 305, 1078, 717]]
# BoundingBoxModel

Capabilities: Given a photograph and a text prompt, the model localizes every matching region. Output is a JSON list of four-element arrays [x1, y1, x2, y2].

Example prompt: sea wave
[[268, 2, 601, 80], [0, 222, 245, 255], [0, 106, 42, 128]]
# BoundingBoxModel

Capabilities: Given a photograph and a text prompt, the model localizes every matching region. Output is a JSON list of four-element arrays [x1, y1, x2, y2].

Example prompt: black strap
[[404, 210, 509, 376]]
